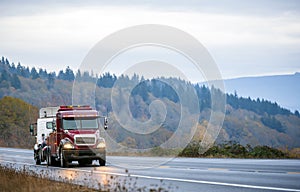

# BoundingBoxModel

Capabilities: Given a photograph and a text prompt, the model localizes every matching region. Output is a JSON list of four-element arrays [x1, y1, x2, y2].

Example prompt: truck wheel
[[99, 159, 106, 166], [36, 158, 41, 165], [36, 150, 42, 165], [78, 159, 92, 166], [34, 150, 41, 165], [46, 152, 52, 166], [35, 155, 41, 165], [60, 150, 69, 168]]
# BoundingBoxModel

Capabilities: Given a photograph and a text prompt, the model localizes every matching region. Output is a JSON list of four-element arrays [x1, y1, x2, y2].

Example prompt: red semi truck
[[30, 105, 107, 167]]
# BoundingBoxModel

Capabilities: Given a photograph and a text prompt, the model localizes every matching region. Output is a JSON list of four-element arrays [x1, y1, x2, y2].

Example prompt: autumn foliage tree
[[0, 96, 38, 148]]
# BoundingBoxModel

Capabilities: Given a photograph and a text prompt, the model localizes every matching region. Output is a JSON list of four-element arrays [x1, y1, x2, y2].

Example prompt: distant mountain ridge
[[224, 73, 300, 112]]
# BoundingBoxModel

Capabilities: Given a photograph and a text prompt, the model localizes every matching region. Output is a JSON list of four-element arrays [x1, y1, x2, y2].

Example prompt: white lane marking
[[1, 160, 300, 192], [127, 174, 300, 192], [0, 154, 33, 160], [207, 168, 229, 171], [67, 167, 300, 192], [0, 148, 32, 154]]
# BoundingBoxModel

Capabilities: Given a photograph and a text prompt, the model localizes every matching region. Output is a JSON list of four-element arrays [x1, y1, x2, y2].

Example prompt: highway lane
[[0, 147, 300, 192]]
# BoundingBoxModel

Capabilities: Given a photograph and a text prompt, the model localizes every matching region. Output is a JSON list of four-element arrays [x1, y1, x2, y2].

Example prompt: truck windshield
[[62, 117, 98, 130]]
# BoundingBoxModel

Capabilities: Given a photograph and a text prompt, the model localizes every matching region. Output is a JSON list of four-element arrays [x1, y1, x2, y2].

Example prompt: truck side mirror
[[29, 124, 36, 136], [104, 117, 108, 130], [52, 120, 56, 131]]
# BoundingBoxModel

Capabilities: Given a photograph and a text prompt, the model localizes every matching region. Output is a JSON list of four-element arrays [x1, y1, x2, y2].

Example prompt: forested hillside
[[1, 56, 300, 149], [0, 96, 38, 148]]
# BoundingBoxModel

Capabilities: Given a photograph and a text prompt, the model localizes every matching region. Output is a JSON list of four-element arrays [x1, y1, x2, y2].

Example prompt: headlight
[[34, 144, 39, 150], [97, 139, 106, 148], [63, 142, 74, 149]]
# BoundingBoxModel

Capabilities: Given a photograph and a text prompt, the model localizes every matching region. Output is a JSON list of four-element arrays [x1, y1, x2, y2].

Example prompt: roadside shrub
[[178, 141, 201, 157], [250, 145, 287, 158]]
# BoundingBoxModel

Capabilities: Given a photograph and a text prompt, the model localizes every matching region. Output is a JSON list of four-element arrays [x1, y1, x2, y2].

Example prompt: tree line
[[1, 56, 300, 151], [1, 56, 298, 118]]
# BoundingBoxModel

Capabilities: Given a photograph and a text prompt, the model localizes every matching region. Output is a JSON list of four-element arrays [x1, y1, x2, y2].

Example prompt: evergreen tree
[[11, 74, 21, 89], [30, 67, 40, 79], [5, 58, 9, 66], [38, 68, 48, 79], [57, 70, 65, 80], [76, 69, 82, 80], [17, 62, 23, 76], [1, 57, 5, 65], [57, 67, 76, 81], [0, 70, 10, 88], [295, 110, 300, 117], [47, 72, 55, 89], [261, 115, 285, 133], [10, 62, 16, 74], [0, 69, 10, 82], [82, 71, 91, 82], [97, 72, 117, 88], [65, 66, 75, 81], [21, 67, 30, 78], [195, 85, 211, 111], [131, 81, 149, 102]]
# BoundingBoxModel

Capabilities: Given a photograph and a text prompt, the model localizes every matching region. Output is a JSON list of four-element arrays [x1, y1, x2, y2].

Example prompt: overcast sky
[[0, 0, 300, 82]]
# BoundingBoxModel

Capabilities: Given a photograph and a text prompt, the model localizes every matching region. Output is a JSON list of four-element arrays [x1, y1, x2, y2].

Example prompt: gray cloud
[[0, 0, 299, 80], [1, 0, 300, 16]]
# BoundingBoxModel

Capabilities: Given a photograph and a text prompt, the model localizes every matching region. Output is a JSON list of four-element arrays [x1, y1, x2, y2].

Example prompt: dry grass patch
[[0, 165, 100, 192]]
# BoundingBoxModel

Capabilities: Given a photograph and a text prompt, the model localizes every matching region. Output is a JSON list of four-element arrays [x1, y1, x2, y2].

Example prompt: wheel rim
[[48, 153, 51, 165], [60, 151, 63, 167]]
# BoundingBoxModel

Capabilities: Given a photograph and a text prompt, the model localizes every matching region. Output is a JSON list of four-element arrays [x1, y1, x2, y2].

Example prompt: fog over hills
[[224, 73, 300, 112]]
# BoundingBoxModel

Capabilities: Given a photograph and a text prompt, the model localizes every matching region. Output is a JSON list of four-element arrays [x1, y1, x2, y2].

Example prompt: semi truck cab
[[32, 107, 58, 146], [30, 105, 107, 167]]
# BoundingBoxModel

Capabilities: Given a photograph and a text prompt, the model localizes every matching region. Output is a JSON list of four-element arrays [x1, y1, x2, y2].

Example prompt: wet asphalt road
[[0, 147, 300, 192]]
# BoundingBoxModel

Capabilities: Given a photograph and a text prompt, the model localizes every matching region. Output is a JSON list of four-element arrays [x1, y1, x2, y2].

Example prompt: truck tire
[[78, 159, 92, 166], [36, 150, 42, 165], [35, 156, 41, 165], [99, 159, 106, 166], [46, 152, 52, 166], [60, 150, 69, 168]]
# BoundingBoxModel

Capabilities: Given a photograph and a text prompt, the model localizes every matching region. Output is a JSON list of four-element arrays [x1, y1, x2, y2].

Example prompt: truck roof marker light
[[62, 114, 98, 118], [59, 105, 92, 111], [60, 105, 90, 108]]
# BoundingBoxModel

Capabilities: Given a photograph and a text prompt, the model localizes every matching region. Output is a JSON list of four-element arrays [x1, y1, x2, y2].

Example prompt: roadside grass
[[0, 165, 100, 192], [0, 164, 173, 192]]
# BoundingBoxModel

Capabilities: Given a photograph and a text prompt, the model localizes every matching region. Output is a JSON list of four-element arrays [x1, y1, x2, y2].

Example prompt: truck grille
[[75, 136, 96, 145]]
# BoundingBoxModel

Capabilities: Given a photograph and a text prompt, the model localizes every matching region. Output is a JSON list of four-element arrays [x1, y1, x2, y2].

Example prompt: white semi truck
[[35, 107, 59, 145]]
